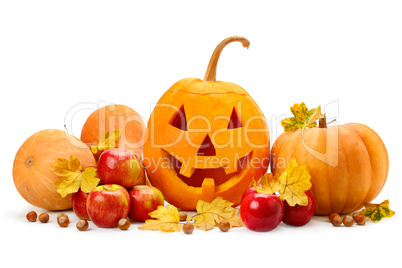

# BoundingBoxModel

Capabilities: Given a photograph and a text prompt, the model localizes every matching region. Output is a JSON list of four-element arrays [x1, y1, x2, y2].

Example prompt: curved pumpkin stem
[[203, 36, 250, 82]]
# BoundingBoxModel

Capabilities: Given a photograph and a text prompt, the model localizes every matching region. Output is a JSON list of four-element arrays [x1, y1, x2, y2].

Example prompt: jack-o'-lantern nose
[[197, 135, 216, 156]]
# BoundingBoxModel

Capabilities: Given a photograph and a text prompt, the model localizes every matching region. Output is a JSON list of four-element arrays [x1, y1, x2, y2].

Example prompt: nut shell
[[179, 211, 188, 221], [343, 215, 354, 227], [182, 223, 194, 234], [331, 215, 342, 226], [218, 221, 231, 232], [57, 214, 70, 227], [76, 219, 89, 231], [353, 213, 366, 225], [26, 211, 37, 222], [38, 213, 49, 223], [118, 219, 130, 230], [329, 212, 340, 222]]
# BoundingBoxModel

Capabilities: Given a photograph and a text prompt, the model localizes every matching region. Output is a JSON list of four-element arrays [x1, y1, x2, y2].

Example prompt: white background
[[1, 1, 401, 267]]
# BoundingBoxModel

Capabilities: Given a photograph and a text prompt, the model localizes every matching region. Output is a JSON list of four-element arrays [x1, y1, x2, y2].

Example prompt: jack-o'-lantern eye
[[227, 107, 243, 129], [169, 105, 188, 131]]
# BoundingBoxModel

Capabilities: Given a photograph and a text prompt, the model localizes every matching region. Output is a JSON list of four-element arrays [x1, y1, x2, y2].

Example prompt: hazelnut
[[118, 218, 130, 230], [57, 214, 70, 227], [26, 211, 37, 222], [57, 213, 68, 221], [328, 212, 340, 222], [343, 215, 354, 227], [76, 219, 89, 231], [331, 215, 342, 226], [218, 221, 231, 232], [179, 211, 188, 221], [182, 222, 194, 234], [38, 213, 49, 223], [353, 212, 366, 225]]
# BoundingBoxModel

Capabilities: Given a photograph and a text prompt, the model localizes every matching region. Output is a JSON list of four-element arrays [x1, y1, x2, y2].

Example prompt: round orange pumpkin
[[81, 104, 145, 158], [13, 129, 97, 210], [80, 104, 147, 185], [270, 119, 389, 215], [143, 36, 270, 210]]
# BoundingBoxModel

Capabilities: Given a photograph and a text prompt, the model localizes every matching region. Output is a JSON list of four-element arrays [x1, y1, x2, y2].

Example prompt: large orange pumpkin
[[13, 129, 97, 210], [271, 119, 389, 215], [143, 36, 270, 210], [81, 104, 147, 185]]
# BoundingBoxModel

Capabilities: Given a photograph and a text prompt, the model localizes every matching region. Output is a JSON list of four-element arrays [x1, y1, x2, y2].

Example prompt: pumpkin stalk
[[319, 115, 327, 128], [318, 114, 336, 128], [203, 36, 250, 82]]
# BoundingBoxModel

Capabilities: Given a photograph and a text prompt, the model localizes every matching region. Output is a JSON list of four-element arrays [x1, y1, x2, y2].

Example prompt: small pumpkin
[[13, 129, 97, 210], [80, 104, 147, 185], [81, 104, 145, 157], [271, 113, 389, 215], [143, 36, 270, 210]]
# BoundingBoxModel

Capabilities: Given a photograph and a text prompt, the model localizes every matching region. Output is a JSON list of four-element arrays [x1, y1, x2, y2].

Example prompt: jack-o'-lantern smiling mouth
[[157, 102, 255, 188], [160, 149, 254, 188]]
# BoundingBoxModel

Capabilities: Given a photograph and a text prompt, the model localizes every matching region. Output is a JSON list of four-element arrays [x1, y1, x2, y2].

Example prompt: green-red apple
[[98, 148, 141, 189], [128, 185, 164, 222], [87, 184, 130, 228]]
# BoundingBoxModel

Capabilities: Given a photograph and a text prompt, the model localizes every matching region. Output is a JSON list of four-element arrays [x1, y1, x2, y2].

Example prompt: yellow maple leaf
[[258, 159, 312, 206], [191, 197, 243, 231], [91, 129, 123, 155], [256, 173, 282, 194], [50, 155, 100, 198], [278, 159, 312, 206], [361, 200, 395, 222], [138, 205, 182, 232], [281, 103, 321, 132]]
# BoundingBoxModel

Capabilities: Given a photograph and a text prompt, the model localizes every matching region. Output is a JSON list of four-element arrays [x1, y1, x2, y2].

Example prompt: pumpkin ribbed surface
[[271, 123, 388, 215], [13, 129, 97, 210]]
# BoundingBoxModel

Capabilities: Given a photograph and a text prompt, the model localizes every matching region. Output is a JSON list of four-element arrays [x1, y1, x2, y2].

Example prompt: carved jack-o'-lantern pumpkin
[[143, 36, 270, 210]]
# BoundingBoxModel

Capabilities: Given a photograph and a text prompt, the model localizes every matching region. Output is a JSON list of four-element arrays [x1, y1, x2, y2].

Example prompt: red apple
[[240, 193, 284, 232], [97, 148, 141, 189], [87, 184, 130, 228], [72, 190, 90, 220], [128, 185, 164, 222], [282, 191, 316, 226], [241, 186, 259, 203]]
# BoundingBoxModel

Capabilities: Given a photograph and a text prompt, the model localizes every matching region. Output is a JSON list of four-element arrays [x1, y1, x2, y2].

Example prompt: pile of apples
[[240, 187, 316, 231], [72, 148, 164, 228], [73, 147, 316, 231]]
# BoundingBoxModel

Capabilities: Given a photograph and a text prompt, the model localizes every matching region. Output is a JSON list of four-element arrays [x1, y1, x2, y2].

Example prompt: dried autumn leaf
[[50, 155, 100, 198], [191, 197, 243, 231], [138, 205, 182, 232], [281, 103, 322, 132], [91, 129, 122, 155], [278, 158, 312, 206], [255, 173, 282, 194], [361, 200, 395, 222], [258, 159, 312, 207]]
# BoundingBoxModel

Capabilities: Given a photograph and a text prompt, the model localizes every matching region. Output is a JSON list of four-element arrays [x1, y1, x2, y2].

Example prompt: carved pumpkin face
[[143, 37, 270, 210]]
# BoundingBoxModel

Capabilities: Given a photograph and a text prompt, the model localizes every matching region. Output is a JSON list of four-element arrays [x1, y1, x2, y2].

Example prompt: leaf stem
[[191, 212, 228, 221]]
